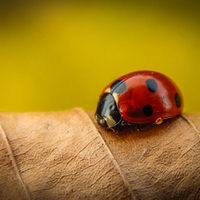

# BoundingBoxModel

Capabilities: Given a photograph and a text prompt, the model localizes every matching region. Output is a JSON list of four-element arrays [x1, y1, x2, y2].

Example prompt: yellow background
[[0, 1, 199, 112]]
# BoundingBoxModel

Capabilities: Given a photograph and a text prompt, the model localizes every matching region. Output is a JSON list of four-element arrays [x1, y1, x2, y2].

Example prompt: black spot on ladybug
[[146, 79, 157, 93], [175, 93, 181, 108], [143, 104, 153, 116], [110, 80, 126, 94]]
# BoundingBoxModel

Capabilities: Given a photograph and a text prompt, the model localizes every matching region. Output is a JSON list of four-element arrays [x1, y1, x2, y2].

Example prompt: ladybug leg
[[121, 120, 133, 127], [136, 124, 142, 132], [127, 122, 132, 126], [155, 117, 163, 125], [108, 127, 117, 133], [120, 120, 127, 126], [121, 120, 133, 128]]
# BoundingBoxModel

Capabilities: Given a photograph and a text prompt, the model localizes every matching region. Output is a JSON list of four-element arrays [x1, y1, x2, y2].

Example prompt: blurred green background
[[0, 0, 199, 112]]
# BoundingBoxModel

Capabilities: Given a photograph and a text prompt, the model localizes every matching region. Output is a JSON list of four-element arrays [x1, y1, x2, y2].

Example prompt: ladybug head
[[95, 93, 122, 128]]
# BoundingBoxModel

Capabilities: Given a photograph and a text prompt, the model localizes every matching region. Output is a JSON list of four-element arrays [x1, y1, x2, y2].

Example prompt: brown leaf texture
[[0, 108, 199, 200]]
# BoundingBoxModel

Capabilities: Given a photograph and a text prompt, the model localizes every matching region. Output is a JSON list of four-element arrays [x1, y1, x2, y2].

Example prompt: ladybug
[[95, 70, 183, 131]]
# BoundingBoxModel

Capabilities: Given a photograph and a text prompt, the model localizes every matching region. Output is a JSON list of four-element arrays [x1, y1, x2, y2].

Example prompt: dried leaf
[[0, 108, 199, 200]]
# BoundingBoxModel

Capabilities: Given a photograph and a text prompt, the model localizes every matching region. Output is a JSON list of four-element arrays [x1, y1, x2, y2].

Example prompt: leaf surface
[[0, 108, 199, 199]]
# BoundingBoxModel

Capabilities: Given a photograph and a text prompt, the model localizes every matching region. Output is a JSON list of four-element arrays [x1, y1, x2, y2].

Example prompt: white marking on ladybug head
[[105, 88, 111, 93], [105, 115, 117, 127], [112, 92, 119, 104]]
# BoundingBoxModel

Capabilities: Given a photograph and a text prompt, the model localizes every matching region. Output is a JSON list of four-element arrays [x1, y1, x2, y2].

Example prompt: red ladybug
[[95, 70, 183, 131]]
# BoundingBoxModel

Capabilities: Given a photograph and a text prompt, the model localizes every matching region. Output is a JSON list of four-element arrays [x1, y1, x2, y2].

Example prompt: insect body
[[95, 70, 183, 131]]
